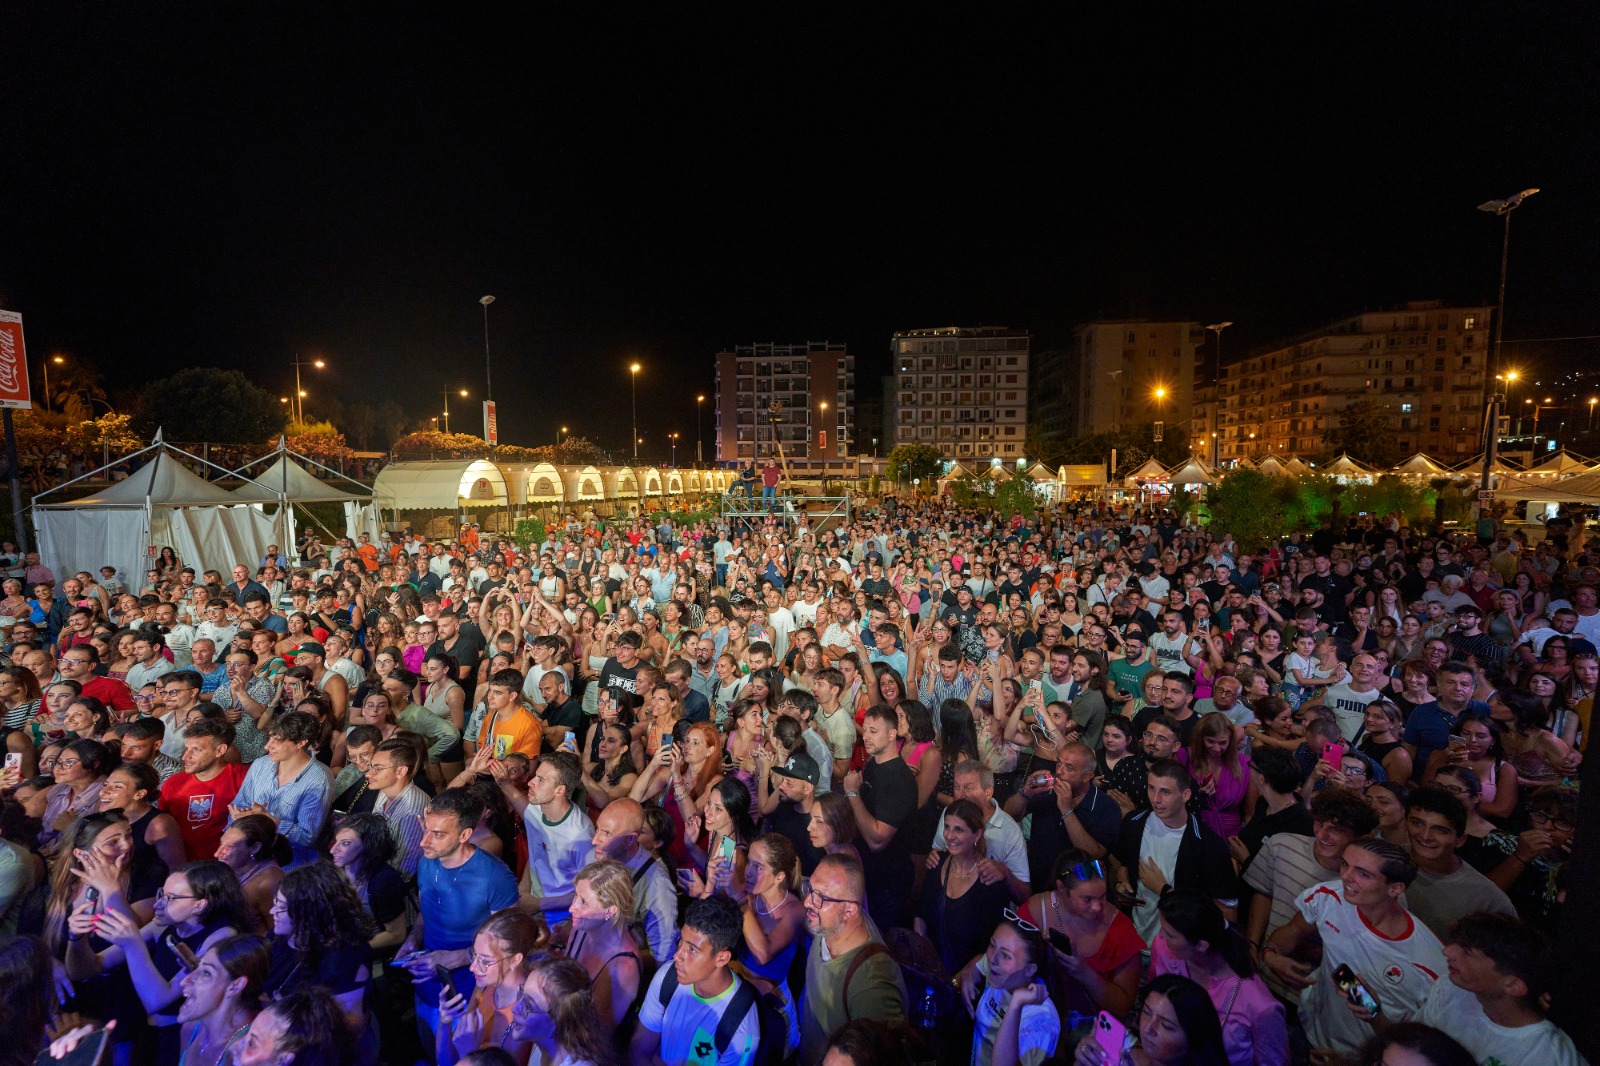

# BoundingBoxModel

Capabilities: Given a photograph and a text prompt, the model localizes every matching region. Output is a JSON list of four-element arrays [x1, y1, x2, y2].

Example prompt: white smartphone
[[4, 752, 19, 774]]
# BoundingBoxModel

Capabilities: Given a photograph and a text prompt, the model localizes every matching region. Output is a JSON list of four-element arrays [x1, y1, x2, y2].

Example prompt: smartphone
[[1027, 678, 1043, 696], [1334, 963, 1381, 1015], [1447, 733, 1467, 749], [1322, 742, 1346, 767], [33, 1026, 112, 1066], [1048, 928, 1074, 956], [431, 963, 455, 990], [85, 886, 100, 907], [4, 752, 19, 774], [1093, 1011, 1130, 1060], [173, 940, 200, 971], [661, 733, 674, 750]]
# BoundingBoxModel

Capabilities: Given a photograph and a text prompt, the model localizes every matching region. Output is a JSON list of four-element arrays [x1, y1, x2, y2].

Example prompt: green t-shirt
[[1107, 655, 1156, 701]]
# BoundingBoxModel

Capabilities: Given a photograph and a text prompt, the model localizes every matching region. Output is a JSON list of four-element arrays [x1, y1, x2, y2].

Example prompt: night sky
[[3, 5, 1597, 457]]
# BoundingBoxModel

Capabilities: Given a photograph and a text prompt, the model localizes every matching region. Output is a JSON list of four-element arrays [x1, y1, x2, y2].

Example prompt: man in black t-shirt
[[536, 673, 583, 751], [765, 752, 827, 875], [597, 630, 643, 694], [842, 705, 918, 930], [428, 608, 485, 683]]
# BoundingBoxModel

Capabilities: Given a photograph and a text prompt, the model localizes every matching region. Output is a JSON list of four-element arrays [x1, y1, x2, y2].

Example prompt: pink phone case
[[1094, 1011, 1128, 1060]]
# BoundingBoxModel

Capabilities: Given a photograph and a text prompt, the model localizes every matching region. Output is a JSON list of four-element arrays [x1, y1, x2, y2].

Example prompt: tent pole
[[32, 438, 164, 503]]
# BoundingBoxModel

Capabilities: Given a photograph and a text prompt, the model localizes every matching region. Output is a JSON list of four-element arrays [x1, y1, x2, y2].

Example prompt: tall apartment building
[[1073, 321, 1204, 437], [1030, 347, 1077, 442], [713, 342, 855, 463], [887, 326, 1030, 461], [1217, 300, 1493, 462]]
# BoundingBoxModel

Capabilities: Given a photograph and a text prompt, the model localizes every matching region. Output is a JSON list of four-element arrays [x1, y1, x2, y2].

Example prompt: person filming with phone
[[1262, 837, 1445, 1058]]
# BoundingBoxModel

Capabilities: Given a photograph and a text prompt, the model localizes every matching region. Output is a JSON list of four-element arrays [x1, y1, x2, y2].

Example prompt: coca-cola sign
[[0, 311, 32, 410]]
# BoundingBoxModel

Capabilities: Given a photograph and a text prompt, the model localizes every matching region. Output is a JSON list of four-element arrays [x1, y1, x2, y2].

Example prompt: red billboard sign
[[0, 311, 32, 410], [483, 401, 498, 446]]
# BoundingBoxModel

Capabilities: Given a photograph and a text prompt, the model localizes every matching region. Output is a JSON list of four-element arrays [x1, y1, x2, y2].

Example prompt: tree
[[134, 368, 284, 444], [885, 444, 944, 488], [1201, 469, 1293, 552], [1326, 400, 1399, 469]]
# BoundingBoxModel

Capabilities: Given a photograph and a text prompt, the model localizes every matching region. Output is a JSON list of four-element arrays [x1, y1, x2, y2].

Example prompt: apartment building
[[713, 341, 854, 462], [1073, 321, 1204, 437], [1217, 300, 1493, 461], [887, 326, 1030, 460]]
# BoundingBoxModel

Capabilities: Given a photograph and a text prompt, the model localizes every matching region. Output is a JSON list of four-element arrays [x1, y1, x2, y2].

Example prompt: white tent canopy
[[372, 460, 508, 510], [228, 442, 377, 549], [1528, 449, 1593, 476], [1392, 453, 1450, 476], [1123, 457, 1169, 484], [34, 435, 274, 590], [1255, 455, 1287, 476], [1323, 454, 1376, 481], [1167, 459, 1218, 486]]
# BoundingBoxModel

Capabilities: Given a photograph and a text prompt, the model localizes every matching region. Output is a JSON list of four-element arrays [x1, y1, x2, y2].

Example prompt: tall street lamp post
[[696, 394, 705, 465], [630, 364, 641, 461], [669, 432, 679, 468], [1476, 188, 1539, 519], [1205, 321, 1232, 467], [442, 388, 467, 434], [290, 355, 325, 425]]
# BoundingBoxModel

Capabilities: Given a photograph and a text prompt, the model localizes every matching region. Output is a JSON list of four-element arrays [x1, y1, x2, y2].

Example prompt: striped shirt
[[374, 783, 430, 877], [1243, 832, 1337, 1000], [209, 677, 277, 762]]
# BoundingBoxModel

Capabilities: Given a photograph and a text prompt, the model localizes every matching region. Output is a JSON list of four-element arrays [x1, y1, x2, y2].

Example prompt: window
[[1463, 315, 1478, 330], [1401, 403, 1413, 413]]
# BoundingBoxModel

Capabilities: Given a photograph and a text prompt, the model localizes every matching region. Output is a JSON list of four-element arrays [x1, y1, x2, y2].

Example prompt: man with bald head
[[591, 797, 676, 961]]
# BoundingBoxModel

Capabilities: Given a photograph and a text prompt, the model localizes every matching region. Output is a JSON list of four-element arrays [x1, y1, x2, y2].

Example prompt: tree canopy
[[885, 443, 944, 487], [134, 367, 284, 444], [1325, 399, 1399, 468]]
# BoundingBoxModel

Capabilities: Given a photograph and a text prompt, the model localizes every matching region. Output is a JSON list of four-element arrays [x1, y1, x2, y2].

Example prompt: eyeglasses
[[1434, 783, 1472, 796], [56, 758, 82, 769], [157, 888, 199, 902], [802, 882, 859, 908], [367, 762, 395, 773], [1341, 765, 1368, 778], [1002, 908, 1041, 933], [61, 658, 91, 666], [470, 952, 508, 969], [1529, 811, 1576, 833]]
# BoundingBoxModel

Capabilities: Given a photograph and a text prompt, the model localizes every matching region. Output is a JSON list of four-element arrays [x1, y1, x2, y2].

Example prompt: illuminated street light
[[696, 394, 706, 465], [630, 363, 642, 460], [1476, 188, 1540, 513], [290, 354, 326, 425]]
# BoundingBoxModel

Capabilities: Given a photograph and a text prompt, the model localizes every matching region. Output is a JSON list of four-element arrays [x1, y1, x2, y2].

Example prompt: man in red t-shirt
[[58, 646, 135, 715], [159, 718, 248, 860], [762, 458, 781, 511]]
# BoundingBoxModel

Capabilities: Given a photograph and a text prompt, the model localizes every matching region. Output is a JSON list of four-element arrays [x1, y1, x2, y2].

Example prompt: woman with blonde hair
[[563, 860, 645, 1028], [437, 908, 546, 1066]]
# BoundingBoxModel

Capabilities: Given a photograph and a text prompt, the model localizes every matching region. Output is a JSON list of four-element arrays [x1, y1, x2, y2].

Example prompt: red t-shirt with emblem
[[160, 763, 249, 860]]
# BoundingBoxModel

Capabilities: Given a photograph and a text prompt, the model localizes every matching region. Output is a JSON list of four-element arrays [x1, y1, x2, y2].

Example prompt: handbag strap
[[1220, 977, 1244, 1028]]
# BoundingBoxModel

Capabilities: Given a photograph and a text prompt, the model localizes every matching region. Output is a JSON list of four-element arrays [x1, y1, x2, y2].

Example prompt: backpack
[[655, 961, 790, 1066]]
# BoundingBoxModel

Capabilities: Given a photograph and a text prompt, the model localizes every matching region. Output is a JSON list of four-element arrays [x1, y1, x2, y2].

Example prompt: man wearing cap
[[762, 750, 827, 874], [295, 642, 350, 722]]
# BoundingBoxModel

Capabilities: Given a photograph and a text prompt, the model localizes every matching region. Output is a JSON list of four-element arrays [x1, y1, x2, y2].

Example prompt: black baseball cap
[[770, 752, 821, 788]]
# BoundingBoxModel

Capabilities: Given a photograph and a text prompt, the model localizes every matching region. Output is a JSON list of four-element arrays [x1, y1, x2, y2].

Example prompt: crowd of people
[[0, 491, 1596, 1066]]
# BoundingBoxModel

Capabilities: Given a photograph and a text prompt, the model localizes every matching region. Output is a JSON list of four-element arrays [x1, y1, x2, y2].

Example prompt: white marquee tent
[[228, 440, 378, 549], [34, 434, 274, 589]]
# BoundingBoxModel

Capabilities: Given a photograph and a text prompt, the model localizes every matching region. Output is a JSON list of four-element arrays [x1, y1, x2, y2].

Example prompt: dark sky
[[3, 4, 1597, 457]]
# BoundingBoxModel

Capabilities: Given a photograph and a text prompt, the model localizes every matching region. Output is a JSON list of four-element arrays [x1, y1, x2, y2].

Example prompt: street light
[[1476, 187, 1540, 515], [290, 355, 325, 425], [442, 388, 468, 434], [669, 432, 679, 467], [819, 401, 829, 460], [630, 363, 641, 461], [41, 354, 65, 409], [696, 394, 705, 465], [558, 425, 567, 448], [1205, 321, 1233, 468], [1590, 397, 1597, 431], [1497, 370, 1521, 432], [1529, 397, 1556, 440]]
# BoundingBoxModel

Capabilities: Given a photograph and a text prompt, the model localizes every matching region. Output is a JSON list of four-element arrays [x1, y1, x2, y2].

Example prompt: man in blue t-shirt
[[1402, 660, 1490, 773], [397, 787, 520, 1043]]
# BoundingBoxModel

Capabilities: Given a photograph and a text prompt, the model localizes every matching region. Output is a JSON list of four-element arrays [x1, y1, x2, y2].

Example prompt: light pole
[[1205, 321, 1233, 467], [629, 363, 641, 461], [1590, 397, 1597, 431], [696, 394, 705, 465], [442, 388, 467, 434], [819, 401, 829, 460], [1476, 187, 1540, 517], [41, 354, 64, 409], [669, 432, 679, 467], [290, 355, 325, 425], [557, 425, 567, 449], [1496, 370, 1520, 433], [1529, 397, 1555, 441], [479, 296, 495, 453]]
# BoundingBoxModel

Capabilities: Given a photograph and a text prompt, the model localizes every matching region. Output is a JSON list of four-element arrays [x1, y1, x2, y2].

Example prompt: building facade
[[1073, 321, 1204, 438], [1217, 300, 1493, 462], [713, 342, 855, 463], [888, 326, 1030, 461]]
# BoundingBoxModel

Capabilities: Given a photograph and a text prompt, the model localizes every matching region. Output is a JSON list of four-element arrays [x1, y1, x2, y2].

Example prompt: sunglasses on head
[[1058, 859, 1105, 884]]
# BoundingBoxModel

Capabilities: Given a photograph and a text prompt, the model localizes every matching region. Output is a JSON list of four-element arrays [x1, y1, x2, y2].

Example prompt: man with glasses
[[798, 853, 906, 1066], [367, 737, 430, 877], [58, 646, 134, 714], [1486, 786, 1576, 935]]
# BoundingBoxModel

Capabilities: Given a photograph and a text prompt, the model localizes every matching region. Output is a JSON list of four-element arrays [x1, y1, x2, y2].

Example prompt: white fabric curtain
[[160, 506, 275, 579], [33, 506, 150, 593]]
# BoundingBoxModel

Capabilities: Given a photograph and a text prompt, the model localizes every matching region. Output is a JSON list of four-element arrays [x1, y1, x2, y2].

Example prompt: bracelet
[[845, 791, 860, 798], [1260, 943, 1281, 957]]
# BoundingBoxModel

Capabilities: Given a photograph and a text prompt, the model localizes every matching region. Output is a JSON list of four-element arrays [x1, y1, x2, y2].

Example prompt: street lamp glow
[[459, 389, 468, 397], [629, 364, 642, 460], [51, 355, 64, 365], [630, 363, 641, 374], [1153, 386, 1167, 402], [313, 360, 325, 369]]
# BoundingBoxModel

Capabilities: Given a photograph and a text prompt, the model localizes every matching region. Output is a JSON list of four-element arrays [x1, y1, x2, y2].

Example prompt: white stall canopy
[[228, 440, 377, 548]]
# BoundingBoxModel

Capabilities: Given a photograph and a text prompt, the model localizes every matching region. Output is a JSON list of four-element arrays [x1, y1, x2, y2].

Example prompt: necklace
[[754, 891, 788, 918], [180, 1020, 251, 1066]]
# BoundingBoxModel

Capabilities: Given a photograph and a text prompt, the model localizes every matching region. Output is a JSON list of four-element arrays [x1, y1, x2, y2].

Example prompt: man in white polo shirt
[[930, 759, 1029, 904], [496, 750, 593, 926]]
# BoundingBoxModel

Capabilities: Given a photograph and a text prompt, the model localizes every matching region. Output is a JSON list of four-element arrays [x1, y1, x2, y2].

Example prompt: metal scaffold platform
[[719, 494, 851, 534]]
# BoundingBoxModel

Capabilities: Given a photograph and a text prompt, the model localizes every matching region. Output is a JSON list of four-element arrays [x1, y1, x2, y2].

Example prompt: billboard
[[483, 401, 498, 446], [0, 311, 32, 410]]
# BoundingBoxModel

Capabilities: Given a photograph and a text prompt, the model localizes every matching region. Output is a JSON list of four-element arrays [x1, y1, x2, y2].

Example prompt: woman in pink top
[[1151, 889, 1287, 1066], [1179, 712, 1255, 839]]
